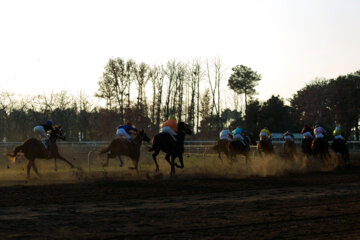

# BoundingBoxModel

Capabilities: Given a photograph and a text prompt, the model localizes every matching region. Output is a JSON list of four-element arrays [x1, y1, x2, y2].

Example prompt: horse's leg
[[31, 160, 41, 178], [165, 153, 171, 165], [54, 157, 58, 171], [175, 154, 184, 168], [152, 149, 160, 172], [118, 155, 124, 167], [26, 160, 32, 179], [170, 155, 176, 176], [56, 153, 75, 169]]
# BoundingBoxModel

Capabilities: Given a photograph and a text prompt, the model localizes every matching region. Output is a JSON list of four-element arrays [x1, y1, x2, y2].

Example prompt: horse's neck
[[133, 136, 142, 147], [50, 136, 57, 143]]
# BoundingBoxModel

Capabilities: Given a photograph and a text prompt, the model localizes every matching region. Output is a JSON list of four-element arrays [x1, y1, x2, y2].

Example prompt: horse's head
[[50, 125, 66, 141], [137, 129, 151, 143], [177, 122, 192, 135]]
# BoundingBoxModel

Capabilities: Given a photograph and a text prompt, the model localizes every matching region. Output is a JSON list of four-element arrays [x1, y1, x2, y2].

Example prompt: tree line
[[0, 57, 359, 141]]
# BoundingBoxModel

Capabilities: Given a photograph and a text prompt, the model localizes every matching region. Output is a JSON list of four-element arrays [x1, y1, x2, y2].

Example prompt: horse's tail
[[7, 144, 24, 163]]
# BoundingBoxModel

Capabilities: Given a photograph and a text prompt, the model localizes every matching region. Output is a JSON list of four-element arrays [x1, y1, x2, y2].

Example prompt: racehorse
[[331, 138, 350, 165], [257, 137, 274, 157], [301, 137, 313, 157], [213, 139, 231, 161], [98, 129, 150, 173], [148, 122, 192, 176], [284, 139, 297, 160], [7, 125, 76, 179], [228, 134, 257, 164], [311, 137, 330, 162]]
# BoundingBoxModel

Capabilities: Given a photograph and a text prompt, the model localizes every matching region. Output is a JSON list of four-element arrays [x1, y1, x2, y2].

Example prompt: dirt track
[[0, 165, 360, 239]]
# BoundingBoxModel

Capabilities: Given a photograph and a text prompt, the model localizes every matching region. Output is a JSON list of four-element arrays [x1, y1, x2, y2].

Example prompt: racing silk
[[259, 129, 271, 138], [314, 126, 326, 138], [283, 132, 294, 142], [333, 126, 342, 136], [233, 127, 247, 136], [162, 119, 177, 132], [118, 124, 137, 134], [333, 126, 345, 140], [220, 129, 232, 141], [301, 126, 313, 135]]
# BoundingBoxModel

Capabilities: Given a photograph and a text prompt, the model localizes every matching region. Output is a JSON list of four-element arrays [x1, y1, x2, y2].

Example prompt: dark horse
[[148, 122, 192, 176], [284, 140, 297, 160], [257, 137, 274, 157], [331, 138, 350, 165], [311, 137, 330, 162], [7, 125, 76, 179], [98, 130, 150, 172], [301, 137, 313, 157], [228, 134, 257, 164]]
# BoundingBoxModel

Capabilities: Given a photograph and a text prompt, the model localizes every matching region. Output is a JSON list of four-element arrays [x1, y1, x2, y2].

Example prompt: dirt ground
[[1, 145, 360, 239]]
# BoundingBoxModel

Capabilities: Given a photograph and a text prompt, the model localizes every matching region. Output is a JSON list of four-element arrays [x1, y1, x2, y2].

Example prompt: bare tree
[[156, 66, 165, 131], [188, 59, 201, 132], [176, 63, 186, 122], [164, 60, 177, 119], [149, 65, 160, 123], [133, 62, 149, 115], [206, 57, 223, 129], [125, 59, 135, 109]]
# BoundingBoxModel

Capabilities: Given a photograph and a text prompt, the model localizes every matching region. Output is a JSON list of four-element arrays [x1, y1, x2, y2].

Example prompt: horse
[[301, 137, 313, 157], [7, 125, 76, 179], [284, 139, 297, 160], [228, 134, 257, 165], [213, 139, 231, 161], [257, 137, 274, 157], [331, 138, 350, 166], [98, 129, 150, 173], [148, 122, 192, 176], [311, 137, 330, 162]]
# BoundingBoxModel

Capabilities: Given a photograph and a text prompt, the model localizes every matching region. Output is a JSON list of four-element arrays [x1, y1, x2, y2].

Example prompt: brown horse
[[301, 137, 313, 157], [284, 140, 297, 160], [98, 129, 150, 172], [257, 137, 274, 157], [228, 134, 257, 164], [311, 137, 330, 162], [331, 138, 350, 165], [148, 122, 192, 176], [213, 139, 231, 161], [7, 125, 76, 179]]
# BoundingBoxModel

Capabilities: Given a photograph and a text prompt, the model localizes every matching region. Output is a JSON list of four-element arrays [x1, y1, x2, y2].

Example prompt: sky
[[0, 0, 359, 104]]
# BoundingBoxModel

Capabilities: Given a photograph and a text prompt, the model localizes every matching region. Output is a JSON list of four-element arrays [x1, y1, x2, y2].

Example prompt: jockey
[[219, 129, 233, 141], [283, 130, 295, 142], [161, 115, 178, 141], [33, 120, 54, 149], [301, 124, 314, 139], [233, 126, 247, 146], [259, 127, 271, 141], [333, 125, 345, 141], [116, 122, 137, 141], [313, 123, 326, 139]]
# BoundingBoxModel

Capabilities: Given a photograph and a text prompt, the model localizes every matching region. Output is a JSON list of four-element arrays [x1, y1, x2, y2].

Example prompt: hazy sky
[[0, 0, 359, 103]]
